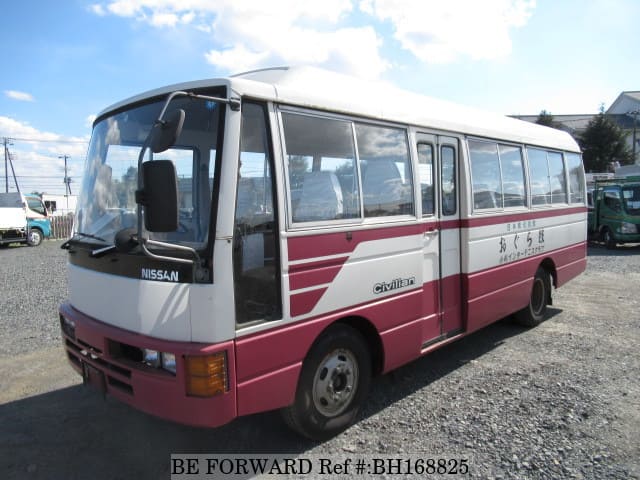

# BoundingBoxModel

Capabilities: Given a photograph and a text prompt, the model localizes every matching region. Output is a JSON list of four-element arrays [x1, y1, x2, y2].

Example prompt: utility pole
[[8, 152, 20, 193], [59, 154, 71, 209], [3, 137, 13, 193]]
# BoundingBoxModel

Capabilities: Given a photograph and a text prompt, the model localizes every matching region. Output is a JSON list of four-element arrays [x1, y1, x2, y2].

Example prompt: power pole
[[3, 137, 13, 193], [8, 152, 20, 193], [59, 154, 71, 208]]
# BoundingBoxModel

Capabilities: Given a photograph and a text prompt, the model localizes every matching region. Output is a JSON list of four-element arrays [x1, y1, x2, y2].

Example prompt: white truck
[[0, 192, 51, 246]]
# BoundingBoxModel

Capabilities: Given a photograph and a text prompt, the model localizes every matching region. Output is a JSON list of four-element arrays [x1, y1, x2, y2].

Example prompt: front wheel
[[602, 228, 616, 250], [282, 325, 371, 440], [27, 229, 43, 246], [515, 267, 551, 327]]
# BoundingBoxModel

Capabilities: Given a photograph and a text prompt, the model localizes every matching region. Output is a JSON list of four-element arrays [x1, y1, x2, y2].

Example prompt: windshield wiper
[[90, 244, 117, 257], [61, 232, 107, 250]]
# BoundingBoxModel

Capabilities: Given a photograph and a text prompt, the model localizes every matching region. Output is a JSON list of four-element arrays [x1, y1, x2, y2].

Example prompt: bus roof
[[98, 66, 580, 153]]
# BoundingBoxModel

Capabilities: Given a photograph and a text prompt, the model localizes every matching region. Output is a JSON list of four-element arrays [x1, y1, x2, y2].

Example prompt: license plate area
[[82, 362, 106, 395]]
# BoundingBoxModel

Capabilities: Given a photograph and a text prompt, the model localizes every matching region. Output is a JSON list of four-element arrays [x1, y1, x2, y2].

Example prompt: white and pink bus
[[59, 67, 587, 439]]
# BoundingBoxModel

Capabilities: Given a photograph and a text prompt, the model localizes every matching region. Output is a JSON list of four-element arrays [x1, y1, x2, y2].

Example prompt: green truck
[[588, 176, 640, 248]]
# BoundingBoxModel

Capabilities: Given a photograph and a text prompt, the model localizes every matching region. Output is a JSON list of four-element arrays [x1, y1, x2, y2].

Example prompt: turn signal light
[[185, 352, 228, 397]]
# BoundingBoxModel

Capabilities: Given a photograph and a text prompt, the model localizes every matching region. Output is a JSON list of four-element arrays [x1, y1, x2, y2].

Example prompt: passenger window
[[441, 145, 457, 215], [499, 144, 526, 208], [566, 153, 585, 204], [547, 151, 567, 203], [282, 113, 360, 223], [469, 140, 502, 210], [234, 103, 281, 325], [527, 148, 550, 205], [417, 143, 434, 216], [356, 123, 414, 217]]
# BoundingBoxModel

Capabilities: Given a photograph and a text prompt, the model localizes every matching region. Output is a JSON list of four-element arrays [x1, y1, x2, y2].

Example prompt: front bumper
[[59, 302, 237, 428]]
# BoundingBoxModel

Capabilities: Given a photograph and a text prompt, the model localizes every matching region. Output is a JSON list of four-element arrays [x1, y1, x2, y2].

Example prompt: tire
[[515, 267, 551, 327], [27, 229, 43, 247], [281, 324, 371, 440], [602, 228, 616, 250]]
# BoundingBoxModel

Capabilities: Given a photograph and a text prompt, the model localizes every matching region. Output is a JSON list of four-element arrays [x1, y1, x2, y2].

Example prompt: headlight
[[143, 349, 161, 368], [60, 315, 76, 339], [143, 349, 176, 375], [161, 353, 177, 374], [620, 222, 638, 234]]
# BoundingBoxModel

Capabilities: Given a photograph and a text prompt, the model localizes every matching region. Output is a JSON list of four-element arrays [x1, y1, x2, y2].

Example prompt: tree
[[579, 108, 634, 172], [535, 110, 562, 129]]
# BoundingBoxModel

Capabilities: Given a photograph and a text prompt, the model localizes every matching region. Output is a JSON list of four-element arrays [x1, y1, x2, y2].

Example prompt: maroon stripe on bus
[[461, 206, 587, 228], [287, 224, 423, 262], [289, 287, 328, 317], [289, 257, 348, 291]]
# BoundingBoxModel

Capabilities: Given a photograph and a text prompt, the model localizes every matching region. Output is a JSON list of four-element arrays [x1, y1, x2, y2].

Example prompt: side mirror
[[149, 109, 185, 154], [137, 160, 179, 232]]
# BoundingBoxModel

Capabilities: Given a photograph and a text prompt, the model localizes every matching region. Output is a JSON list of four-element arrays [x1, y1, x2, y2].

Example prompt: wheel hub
[[312, 349, 358, 417]]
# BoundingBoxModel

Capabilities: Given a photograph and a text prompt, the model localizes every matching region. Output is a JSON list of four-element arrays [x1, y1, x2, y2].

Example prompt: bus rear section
[[59, 67, 587, 440]]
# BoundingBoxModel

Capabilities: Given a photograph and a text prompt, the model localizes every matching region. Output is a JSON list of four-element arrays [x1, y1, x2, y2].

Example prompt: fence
[[49, 214, 73, 239]]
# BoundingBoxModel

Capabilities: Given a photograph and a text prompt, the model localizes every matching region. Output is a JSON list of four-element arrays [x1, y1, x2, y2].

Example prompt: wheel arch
[[306, 316, 384, 378], [539, 257, 557, 289]]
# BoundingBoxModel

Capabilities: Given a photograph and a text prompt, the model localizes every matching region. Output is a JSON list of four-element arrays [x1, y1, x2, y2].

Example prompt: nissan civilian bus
[[59, 67, 587, 439]]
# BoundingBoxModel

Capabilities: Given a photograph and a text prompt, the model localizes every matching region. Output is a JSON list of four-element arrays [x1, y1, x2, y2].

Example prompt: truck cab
[[24, 195, 52, 246], [0, 193, 51, 246], [588, 177, 640, 248]]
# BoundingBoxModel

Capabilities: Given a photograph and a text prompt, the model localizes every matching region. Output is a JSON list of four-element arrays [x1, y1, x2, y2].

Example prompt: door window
[[417, 143, 435, 216], [234, 103, 281, 325]]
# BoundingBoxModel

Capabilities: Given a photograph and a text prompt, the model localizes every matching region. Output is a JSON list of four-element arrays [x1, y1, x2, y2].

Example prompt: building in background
[[42, 193, 77, 216], [513, 91, 640, 165]]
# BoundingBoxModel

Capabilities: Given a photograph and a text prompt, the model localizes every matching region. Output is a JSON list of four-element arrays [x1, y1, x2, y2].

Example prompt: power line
[[12, 175, 79, 178], [0, 136, 88, 145]]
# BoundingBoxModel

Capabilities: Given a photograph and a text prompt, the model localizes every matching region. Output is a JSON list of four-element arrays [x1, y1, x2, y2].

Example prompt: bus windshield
[[74, 91, 223, 250], [622, 186, 640, 215]]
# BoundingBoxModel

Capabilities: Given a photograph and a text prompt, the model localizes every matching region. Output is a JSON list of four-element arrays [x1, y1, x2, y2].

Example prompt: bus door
[[416, 133, 463, 347]]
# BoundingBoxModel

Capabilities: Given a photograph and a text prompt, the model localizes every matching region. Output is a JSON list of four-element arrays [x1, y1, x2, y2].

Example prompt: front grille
[[63, 336, 134, 395]]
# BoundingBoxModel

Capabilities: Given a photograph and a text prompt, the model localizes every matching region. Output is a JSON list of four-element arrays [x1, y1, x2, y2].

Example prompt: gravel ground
[[0, 239, 639, 479]]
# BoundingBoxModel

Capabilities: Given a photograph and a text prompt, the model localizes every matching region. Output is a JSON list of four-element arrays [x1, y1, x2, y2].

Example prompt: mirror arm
[[141, 239, 205, 283]]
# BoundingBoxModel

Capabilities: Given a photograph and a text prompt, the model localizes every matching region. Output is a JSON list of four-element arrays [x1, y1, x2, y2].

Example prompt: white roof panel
[[99, 66, 580, 152]]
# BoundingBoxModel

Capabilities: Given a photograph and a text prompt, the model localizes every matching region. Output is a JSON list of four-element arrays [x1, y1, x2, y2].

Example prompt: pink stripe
[[289, 288, 327, 317]]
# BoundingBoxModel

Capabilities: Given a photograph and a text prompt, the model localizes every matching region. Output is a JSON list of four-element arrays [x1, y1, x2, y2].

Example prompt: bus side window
[[498, 144, 526, 208], [417, 143, 434, 216], [469, 139, 502, 210], [566, 152, 586, 204], [282, 112, 359, 223], [356, 123, 414, 217], [547, 151, 567, 204], [527, 147, 550, 205]]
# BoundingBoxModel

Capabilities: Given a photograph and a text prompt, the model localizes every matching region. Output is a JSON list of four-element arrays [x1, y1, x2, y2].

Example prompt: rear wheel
[[282, 324, 371, 440], [515, 267, 551, 327]]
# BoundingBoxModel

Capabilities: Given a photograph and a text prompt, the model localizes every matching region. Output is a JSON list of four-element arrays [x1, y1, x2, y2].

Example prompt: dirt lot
[[1, 240, 639, 479]]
